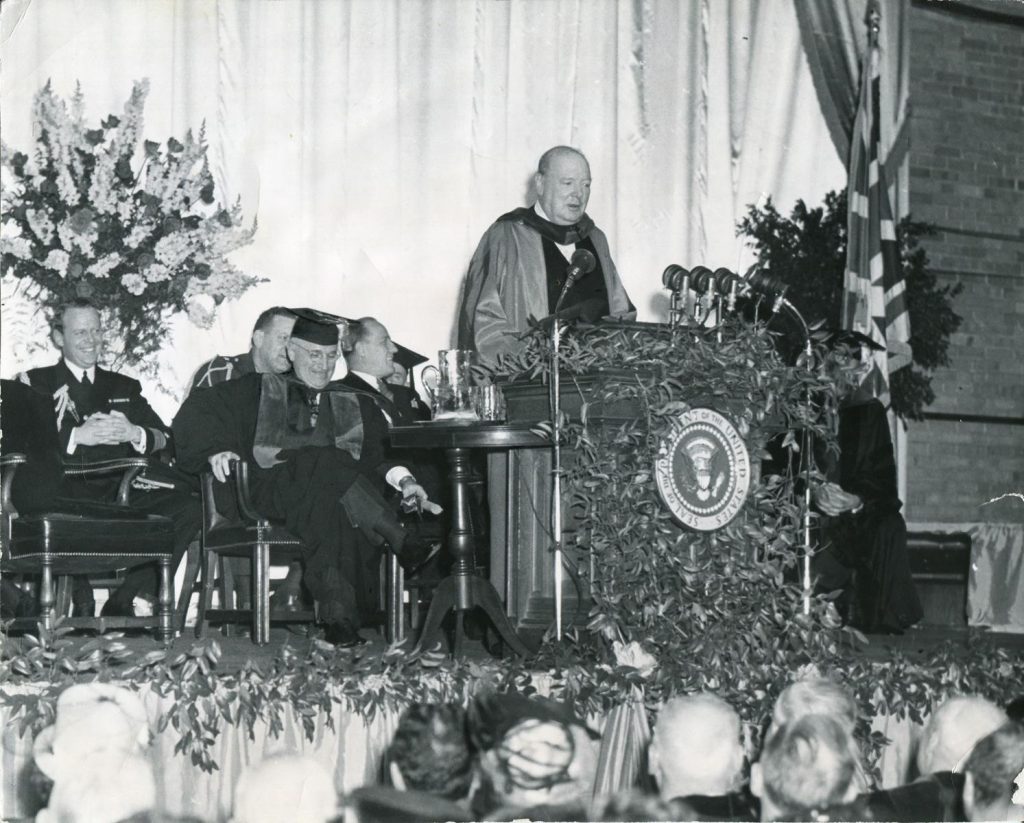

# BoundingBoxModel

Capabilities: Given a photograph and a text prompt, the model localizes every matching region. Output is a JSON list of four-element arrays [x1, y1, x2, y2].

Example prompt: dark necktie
[[81, 372, 92, 387]]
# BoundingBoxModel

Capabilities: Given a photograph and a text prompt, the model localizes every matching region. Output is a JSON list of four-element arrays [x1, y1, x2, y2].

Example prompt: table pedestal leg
[[409, 444, 533, 658]]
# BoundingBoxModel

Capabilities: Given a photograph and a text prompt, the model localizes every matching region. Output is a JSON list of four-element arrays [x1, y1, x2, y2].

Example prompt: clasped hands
[[74, 411, 144, 447], [813, 481, 863, 517]]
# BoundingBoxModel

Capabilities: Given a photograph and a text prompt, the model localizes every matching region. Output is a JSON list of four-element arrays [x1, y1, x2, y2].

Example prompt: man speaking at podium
[[457, 145, 635, 360]]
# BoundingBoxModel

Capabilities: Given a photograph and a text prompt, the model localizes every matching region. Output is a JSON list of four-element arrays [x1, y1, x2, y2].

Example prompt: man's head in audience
[[231, 754, 338, 823], [249, 307, 296, 375], [51, 298, 103, 369], [648, 693, 744, 801], [962, 721, 1024, 821], [341, 317, 398, 381], [751, 714, 861, 821], [771, 677, 858, 735], [916, 694, 1007, 776], [387, 702, 474, 802], [286, 315, 340, 390]]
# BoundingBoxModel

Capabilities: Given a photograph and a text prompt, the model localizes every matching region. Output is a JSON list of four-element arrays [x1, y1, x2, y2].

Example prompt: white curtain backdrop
[[1, 0, 843, 420]]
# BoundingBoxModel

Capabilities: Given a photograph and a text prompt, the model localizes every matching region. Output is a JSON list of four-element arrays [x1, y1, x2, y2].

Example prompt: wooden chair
[[1, 453, 177, 642], [193, 459, 409, 645]]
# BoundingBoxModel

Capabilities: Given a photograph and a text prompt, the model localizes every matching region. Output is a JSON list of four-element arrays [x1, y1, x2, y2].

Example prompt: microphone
[[713, 268, 740, 313], [554, 249, 597, 313], [565, 248, 597, 284]]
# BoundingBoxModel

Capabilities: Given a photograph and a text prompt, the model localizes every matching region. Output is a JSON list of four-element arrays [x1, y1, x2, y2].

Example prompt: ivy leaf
[[101, 114, 121, 129], [167, 137, 184, 153]]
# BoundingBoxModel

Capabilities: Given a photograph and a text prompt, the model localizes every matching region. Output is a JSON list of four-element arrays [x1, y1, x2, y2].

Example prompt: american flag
[[843, 8, 911, 407]]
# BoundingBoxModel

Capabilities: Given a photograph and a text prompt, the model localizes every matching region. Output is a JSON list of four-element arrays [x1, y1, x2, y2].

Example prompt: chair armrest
[[62, 457, 151, 505], [232, 459, 264, 522], [1, 453, 27, 515]]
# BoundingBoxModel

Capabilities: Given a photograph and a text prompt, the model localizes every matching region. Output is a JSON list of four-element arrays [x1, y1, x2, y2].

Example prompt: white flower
[[186, 293, 216, 328], [143, 263, 171, 283], [43, 249, 70, 276], [612, 640, 658, 678], [26, 208, 55, 244], [1, 235, 34, 260], [153, 234, 192, 269], [86, 253, 121, 279], [121, 273, 146, 295], [124, 221, 155, 250]]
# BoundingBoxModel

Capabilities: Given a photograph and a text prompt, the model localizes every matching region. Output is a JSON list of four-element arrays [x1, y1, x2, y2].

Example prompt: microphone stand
[[548, 273, 582, 641]]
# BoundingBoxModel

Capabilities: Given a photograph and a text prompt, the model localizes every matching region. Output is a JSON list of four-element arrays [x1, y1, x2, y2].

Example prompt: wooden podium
[[495, 371, 647, 640]]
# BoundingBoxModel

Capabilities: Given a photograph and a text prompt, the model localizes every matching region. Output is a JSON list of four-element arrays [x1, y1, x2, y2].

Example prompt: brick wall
[[905, 2, 1024, 525]]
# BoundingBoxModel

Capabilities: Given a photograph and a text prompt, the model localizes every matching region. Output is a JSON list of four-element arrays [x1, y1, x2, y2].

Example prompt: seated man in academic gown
[[171, 309, 440, 647]]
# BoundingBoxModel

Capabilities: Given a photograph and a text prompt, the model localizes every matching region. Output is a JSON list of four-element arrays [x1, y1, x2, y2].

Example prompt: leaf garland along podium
[[492, 318, 845, 654]]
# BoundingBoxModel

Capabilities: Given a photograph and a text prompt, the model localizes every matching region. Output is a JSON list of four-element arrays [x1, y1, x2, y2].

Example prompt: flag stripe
[[843, 15, 913, 404]]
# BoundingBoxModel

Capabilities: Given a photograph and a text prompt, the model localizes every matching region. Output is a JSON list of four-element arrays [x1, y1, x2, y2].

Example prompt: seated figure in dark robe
[[812, 331, 923, 634], [171, 309, 439, 647]]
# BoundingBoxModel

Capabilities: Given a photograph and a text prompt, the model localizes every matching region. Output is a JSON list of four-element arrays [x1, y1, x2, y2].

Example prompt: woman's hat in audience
[[289, 307, 346, 346], [33, 683, 151, 781], [467, 691, 600, 753]]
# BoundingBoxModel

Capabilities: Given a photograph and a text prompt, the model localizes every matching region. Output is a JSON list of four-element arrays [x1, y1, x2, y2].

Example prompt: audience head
[[751, 714, 860, 821], [249, 307, 296, 374], [534, 146, 591, 226], [961, 721, 1024, 821], [340, 318, 398, 381], [386, 702, 474, 801], [468, 692, 600, 816], [50, 297, 103, 369], [231, 754, 338, 823], [916, 694, 1007, 776], [772, 677, 858, 735], [287, 313, 340, 389], [35, 752, 156, 823], [648, 693, 744, 800], [34, 683, 152, 784]]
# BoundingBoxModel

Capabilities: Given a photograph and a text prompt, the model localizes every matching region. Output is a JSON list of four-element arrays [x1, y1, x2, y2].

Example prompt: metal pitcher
[[422, 350, 479, 419]]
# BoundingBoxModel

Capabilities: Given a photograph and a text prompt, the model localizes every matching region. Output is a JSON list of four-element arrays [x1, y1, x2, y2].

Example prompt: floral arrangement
[[0, 80, 262, 373]]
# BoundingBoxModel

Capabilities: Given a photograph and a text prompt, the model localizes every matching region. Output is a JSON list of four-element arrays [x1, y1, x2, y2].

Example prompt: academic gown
[[172, 372, 399, 625], [456, 213, 634, 361], [822, 398, 924, 631]]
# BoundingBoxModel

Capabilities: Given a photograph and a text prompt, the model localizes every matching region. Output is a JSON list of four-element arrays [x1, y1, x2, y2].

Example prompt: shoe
[[392, 534, 442, 575], [269, 591, 303, 613], [324, 619, 368, 648], [100, 597, 135, 618]]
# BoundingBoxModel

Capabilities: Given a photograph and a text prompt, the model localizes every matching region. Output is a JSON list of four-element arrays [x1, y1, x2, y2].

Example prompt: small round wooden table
[[389, 421, 546, 657]]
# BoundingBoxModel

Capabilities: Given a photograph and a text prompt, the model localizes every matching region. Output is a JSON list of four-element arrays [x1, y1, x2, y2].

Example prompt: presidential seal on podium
[[654, 407, 751, 531]]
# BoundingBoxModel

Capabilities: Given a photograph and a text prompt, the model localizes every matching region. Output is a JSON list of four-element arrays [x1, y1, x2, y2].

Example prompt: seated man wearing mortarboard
[[171, 308, 440, 647], [810, 329, 923, 634]]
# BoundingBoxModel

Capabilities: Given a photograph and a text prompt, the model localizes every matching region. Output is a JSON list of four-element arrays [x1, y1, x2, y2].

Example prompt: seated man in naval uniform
[[188, 306, 296, 392], [16, 297, 201, 618], [172, 309, 440, 647], [457, 144, 635, 362]]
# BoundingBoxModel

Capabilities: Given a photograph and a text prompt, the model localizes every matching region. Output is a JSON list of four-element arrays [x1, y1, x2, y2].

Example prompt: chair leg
[[55, 576, 73, 617], [177, 539, 201, 634], [157, 558, 173, 644], [386, 554, 404, 644], [254, 542, 270, 646], [196, 547, 217, 639], [40, 560, 55, 634]]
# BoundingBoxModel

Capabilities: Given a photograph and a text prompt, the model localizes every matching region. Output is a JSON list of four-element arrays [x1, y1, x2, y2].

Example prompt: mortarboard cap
[[814, 328, 886, 353], [289, 307, 345, 346], [393, 342, 429, 370]]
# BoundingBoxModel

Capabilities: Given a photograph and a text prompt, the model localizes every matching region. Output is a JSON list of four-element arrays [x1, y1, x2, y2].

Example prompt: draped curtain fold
[[1, 0, 843, 418]]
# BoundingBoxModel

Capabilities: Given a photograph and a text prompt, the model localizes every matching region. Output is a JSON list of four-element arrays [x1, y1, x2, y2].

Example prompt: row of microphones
[[662, 263, 790, 326]]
